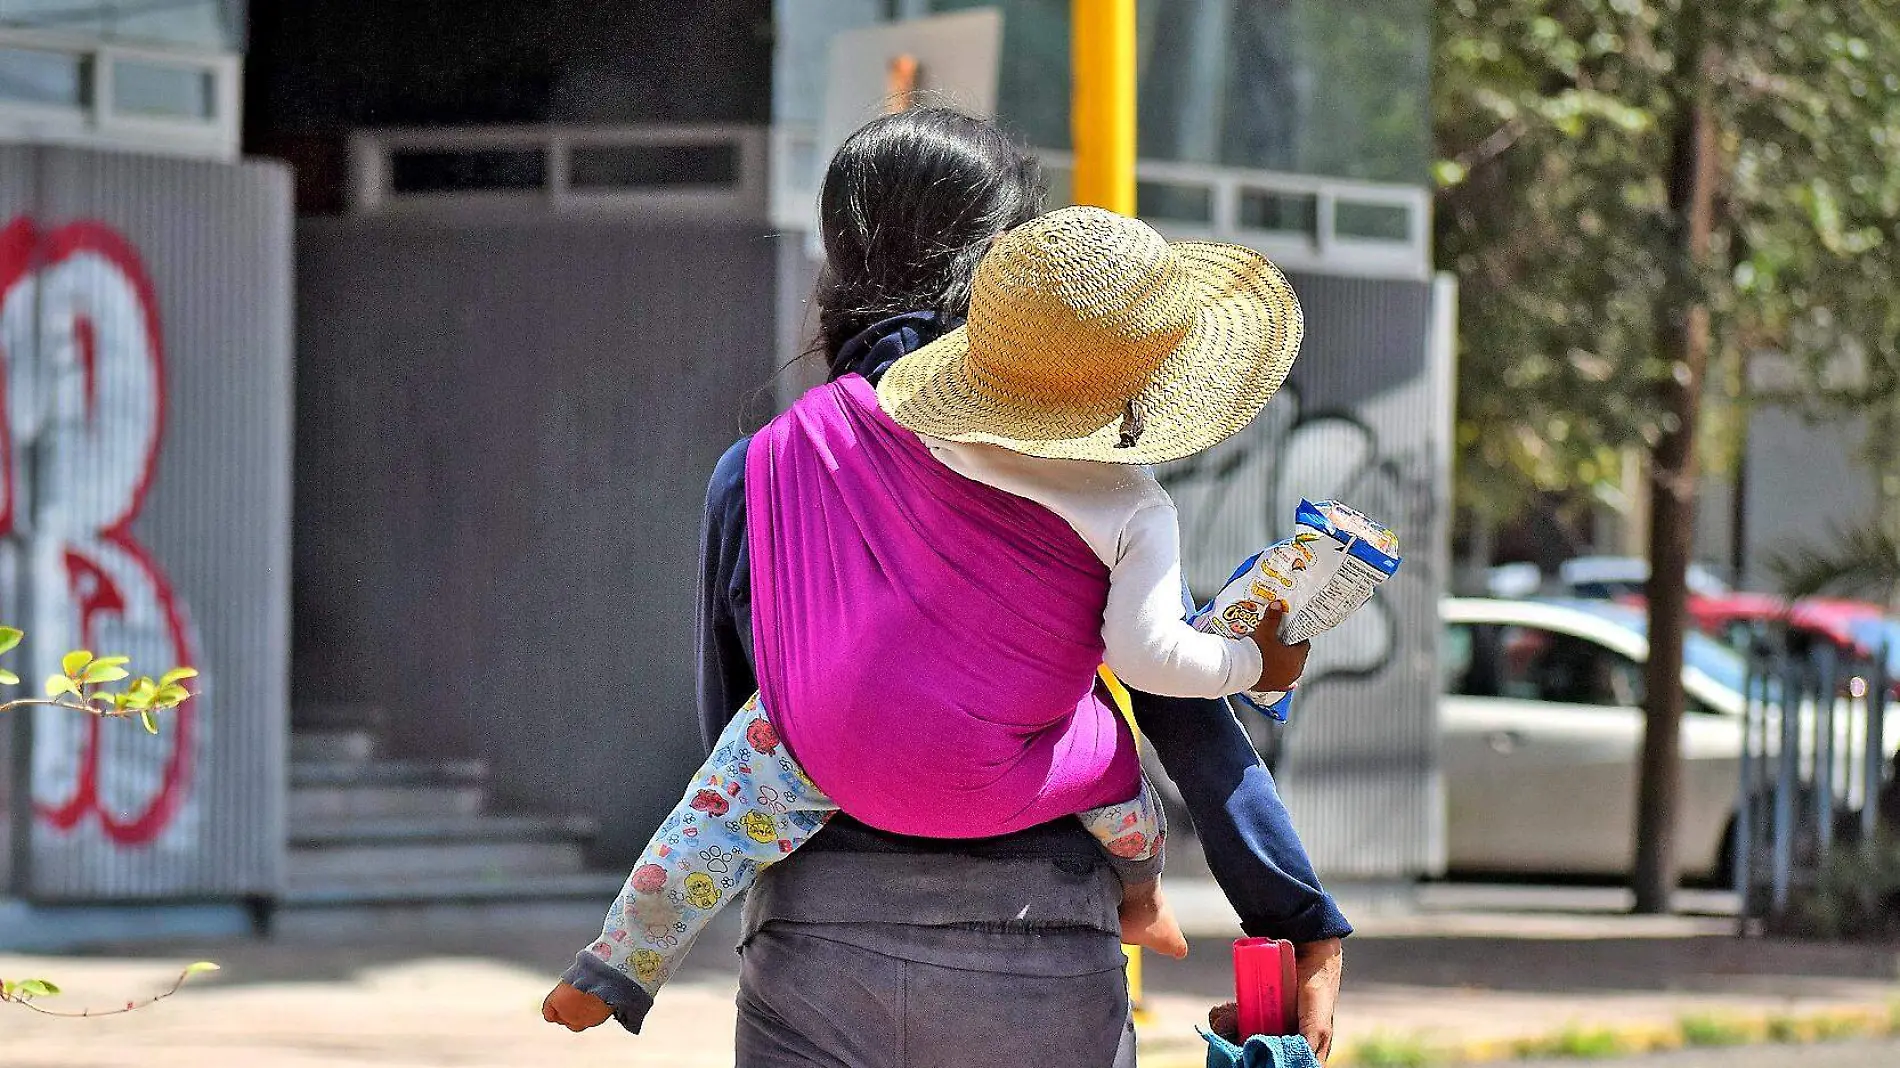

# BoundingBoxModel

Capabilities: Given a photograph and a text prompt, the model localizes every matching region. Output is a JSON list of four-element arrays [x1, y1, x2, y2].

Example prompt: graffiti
[[0, 218, 201, 847], [1162, 385, 1431, 690]]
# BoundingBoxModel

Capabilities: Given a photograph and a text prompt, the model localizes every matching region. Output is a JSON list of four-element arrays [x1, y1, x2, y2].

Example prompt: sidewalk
[[3, 882, 1897, 1067]]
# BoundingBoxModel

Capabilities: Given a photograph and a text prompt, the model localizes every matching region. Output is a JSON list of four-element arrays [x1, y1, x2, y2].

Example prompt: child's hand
[[1249, 606, 1311, 692], [542, 981, 614, 1032]]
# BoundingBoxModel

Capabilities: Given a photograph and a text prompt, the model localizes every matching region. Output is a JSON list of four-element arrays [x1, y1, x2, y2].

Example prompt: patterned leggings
[[582, 694, 1164, 999]]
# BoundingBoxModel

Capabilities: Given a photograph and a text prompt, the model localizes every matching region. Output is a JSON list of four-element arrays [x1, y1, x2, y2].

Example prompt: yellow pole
[[1071, 0, 1137, 215], [1076, 0, 1142, 1024]]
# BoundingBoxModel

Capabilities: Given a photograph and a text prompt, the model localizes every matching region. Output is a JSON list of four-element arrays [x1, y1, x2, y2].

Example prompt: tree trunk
[[1633, 72, 1719, 916]]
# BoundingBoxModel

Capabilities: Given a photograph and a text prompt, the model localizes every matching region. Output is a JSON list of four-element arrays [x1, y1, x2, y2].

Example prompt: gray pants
[[734, 922, 1137, 1068]]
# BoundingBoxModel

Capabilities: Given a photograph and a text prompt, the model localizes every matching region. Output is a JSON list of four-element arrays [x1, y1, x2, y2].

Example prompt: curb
[[1139, 1000, 1900, 1067]]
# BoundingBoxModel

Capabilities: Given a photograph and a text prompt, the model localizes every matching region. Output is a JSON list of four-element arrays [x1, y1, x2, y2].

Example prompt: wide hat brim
[[875, 241, 1303, 465]]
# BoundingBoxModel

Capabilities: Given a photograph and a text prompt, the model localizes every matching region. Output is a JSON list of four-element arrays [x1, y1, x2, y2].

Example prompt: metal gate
[[0, 145, 292, 902], [1735, 638, 1895, 922]]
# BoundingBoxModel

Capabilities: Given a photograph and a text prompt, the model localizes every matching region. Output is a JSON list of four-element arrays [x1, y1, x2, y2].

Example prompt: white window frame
[[0, 28, 239, 161], [347, 125, 771, 221]]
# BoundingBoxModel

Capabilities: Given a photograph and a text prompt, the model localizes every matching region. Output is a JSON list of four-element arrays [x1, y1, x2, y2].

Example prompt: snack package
[[1188, 499, 1402, 721]]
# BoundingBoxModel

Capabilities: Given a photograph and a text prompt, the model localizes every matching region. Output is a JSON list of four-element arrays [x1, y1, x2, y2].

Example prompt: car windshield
[[1547, 600, 1750, 696]]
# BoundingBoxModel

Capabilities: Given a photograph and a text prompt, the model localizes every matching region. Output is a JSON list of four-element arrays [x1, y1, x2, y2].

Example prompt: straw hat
[[875, 205, 1303, 465]]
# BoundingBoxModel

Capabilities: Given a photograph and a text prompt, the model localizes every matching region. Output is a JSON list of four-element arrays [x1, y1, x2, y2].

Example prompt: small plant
[[0, 962, 219, 1016], [1680, 1014, 1754, 1047], [0, 624, 205, 1014], [1518, 1025, 1627, 1059], [1777, 836, 1900, 942], [0, 627, 197, 733], [1343, 1033, 1437, 1068]]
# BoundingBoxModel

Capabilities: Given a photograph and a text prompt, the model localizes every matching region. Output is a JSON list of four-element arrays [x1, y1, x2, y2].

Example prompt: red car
[[1674, 593, 1900, 697]]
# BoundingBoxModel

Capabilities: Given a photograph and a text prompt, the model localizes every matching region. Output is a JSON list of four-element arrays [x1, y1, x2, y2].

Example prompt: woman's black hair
[[813, 106, 1043, 370]]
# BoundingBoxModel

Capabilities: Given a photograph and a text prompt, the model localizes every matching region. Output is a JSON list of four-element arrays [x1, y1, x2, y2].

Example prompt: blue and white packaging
[[1188, 499, 1402, 721]]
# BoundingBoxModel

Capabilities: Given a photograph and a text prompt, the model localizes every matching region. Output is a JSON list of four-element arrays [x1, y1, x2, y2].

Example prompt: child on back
[[544, 205, 1311, 1035]]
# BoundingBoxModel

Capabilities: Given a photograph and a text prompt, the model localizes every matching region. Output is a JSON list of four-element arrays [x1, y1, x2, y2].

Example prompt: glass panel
[[0, 0, 240, 50], [1136, 180, 1210, 224], [0, 46, 87, 107], [1333, 200, 1411, 242], [1238, 190, 1316, 235], [1496, 626, 1638, 707], [930, 0, 1069, 150], [112, 58, 214, 120], [1138, 0, 1428, 183], [390, 149, 548, 195], [569, 143, 739, 190]]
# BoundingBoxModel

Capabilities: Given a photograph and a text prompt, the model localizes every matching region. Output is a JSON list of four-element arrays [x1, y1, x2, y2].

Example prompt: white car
[[1441, 597, 1752, 880]]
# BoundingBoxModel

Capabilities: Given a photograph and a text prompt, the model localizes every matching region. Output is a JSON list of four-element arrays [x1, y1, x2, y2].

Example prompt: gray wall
[[1, 147, 292, 899], [294, 216, 775, 860], [1732, 404, 1878, 591]]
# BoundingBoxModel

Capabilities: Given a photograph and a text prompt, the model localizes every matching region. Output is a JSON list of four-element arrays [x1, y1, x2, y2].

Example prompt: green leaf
[[61, 650, 92, 677], [0, 669, 17, 686], [160, 667, 199, 687], [44, 674, 79, 699], [0, 627, 22, 654], [124, 689, 154, 711], [2, 979, 15, 996], [16, 979, 58, 998], [82, 663, 130, 684], [183, 961, 220, 976], [91, 656, 131, 670], [156, 684, 191, 707], [139, 710, 159, 735]]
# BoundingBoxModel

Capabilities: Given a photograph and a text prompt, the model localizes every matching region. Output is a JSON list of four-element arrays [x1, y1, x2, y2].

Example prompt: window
[[1446, 623, 1641, 707], [112, 57, 215, 119], [0, 45, 87, 107]]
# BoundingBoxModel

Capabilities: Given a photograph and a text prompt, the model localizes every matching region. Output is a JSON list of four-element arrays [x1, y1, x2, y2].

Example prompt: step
[[289, 729, 378, 765], [289, 813, 599, 848], [289, 758, 489, 789], [279, 870, 630, 909], [287, 839, 588, 886], [288, 783, 487, 822]]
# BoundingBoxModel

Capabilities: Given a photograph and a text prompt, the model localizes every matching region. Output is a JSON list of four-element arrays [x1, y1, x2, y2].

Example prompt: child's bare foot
[[1119, 880, 1189, 959]]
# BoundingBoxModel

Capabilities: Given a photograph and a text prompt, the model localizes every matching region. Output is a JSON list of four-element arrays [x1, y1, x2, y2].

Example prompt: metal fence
[[0, 145, 292, 902], [1736, 639, 1895, 921]]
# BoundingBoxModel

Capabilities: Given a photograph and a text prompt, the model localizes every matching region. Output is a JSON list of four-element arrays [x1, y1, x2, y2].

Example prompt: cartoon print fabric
[[585, 696, 834, 996], [584, 694, 1165, 1001]]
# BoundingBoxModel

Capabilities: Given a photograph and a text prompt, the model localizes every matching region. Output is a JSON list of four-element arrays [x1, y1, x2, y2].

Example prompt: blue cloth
[[694, 312, 1352, 944], [1201, 1031, 1322, 1068]]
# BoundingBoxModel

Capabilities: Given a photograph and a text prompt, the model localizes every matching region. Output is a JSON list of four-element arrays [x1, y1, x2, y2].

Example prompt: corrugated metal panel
[[2, 145, 292, 900], [1159, 271, 1447, 879], [0, 146, 40, 893], [293, 215, 777, 861]]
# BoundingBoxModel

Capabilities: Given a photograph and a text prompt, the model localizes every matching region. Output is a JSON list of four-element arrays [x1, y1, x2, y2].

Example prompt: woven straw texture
[[876, 204, 1303, 465]]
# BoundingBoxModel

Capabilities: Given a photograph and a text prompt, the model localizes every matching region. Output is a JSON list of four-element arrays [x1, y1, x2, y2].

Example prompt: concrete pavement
[[3, 881, 1897, 1067]]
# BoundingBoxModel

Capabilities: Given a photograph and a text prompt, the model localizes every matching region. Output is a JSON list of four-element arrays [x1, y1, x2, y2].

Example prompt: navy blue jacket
[[696, 313, 1350, 944]]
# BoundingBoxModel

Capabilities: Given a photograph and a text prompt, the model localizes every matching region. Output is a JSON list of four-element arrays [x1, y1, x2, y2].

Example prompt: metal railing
[[1736, 640, 1895, 922], [356, 122, 1432, 281], [347, 125, 771, 219], [771, 125, 1432, 282]]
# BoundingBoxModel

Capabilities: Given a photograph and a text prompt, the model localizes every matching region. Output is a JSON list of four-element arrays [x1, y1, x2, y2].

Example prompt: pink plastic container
[[1233, 937, 1298, 1038]]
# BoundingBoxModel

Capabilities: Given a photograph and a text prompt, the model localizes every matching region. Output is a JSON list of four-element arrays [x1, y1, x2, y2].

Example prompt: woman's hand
[[541, 981, 614, 1032], [1249, 606, 1311, 693], [1294, 938, 1343, 1062], [1204, 937, 1343, 1064]]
